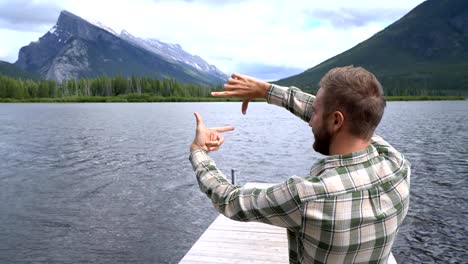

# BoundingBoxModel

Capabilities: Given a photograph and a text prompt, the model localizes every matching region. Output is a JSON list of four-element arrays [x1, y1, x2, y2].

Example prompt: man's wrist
[[259, 81, 271, 99], [190, 143, 207, 153]]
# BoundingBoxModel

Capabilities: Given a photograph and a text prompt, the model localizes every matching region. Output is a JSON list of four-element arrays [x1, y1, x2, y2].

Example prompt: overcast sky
[[0, 0, 425, 80]]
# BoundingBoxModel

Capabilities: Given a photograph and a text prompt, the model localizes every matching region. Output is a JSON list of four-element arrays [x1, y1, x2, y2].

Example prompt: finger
[[206, 140, 221, 147], [193, 112, 204, 127], [211, 126, 235, 132], [208, 146, 220, 152], [211, 91, 236, 97], [223, 84, 244, 91], [242, 99, 250, 115], [218, 135, 225, 145], [210, 131, 221, 141], [232, 73, 246, 81], [227, 77, 242, 85]]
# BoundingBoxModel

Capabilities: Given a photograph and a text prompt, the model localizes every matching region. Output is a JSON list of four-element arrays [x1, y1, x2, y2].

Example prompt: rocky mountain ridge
[[15, 10, 226, 85]]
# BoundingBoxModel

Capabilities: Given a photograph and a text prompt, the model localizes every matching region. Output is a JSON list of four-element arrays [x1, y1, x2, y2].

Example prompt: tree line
[[1, 74, 465, 100], [0, 74, 219, 99]]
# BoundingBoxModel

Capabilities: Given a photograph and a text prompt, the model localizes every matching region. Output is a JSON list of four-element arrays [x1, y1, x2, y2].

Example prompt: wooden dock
[[179, 214, 288, 264], [179, 182, 397, 263], [179, 182, 288, 264]]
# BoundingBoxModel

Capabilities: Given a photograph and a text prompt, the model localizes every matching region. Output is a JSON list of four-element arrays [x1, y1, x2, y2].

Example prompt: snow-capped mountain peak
[[15, 10, 226, 84], [86, 18, 119, 36], [119, 30, 225, 78]]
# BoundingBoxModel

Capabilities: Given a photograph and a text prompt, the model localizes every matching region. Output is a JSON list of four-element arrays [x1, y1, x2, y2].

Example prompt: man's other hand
[[190, 112, 235, 152], [211, 73, 271, 115]]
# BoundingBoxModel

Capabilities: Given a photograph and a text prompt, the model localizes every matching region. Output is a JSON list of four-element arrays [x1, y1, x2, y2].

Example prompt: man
[[189, 66, 410, 263]]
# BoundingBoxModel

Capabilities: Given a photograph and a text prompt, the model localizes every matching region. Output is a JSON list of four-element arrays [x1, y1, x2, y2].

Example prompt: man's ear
[[331, 111, 345, 132]]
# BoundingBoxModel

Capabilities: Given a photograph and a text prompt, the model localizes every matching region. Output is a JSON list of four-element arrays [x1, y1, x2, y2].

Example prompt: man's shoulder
[[296, 138, 410, 203], [371, 134, 411, 171], [371, 134, 400, 155]]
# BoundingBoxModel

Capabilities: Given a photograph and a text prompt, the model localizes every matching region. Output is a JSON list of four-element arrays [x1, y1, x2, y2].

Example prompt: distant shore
[[385, 96, 466, 101], [0, 95, 465, 103]]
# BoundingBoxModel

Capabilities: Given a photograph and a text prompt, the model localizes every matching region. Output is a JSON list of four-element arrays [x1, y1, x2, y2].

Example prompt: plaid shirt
[[189, 84, 411, 264]]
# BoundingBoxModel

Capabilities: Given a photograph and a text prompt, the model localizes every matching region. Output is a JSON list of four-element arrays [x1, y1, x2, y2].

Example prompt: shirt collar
[[310, 143, 379, 176]]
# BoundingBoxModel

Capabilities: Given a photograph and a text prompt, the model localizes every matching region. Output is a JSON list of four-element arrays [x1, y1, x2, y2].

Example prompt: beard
[[312, 125, 332, 155]]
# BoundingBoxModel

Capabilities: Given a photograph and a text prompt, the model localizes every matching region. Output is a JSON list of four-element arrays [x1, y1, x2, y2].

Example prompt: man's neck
[[329, 133, 371, 156]]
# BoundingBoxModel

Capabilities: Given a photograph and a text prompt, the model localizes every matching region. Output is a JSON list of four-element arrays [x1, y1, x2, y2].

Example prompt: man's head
[[309, 66, 386, 155]]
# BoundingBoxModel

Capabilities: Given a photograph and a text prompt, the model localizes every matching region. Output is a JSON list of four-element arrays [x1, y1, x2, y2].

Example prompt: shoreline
[[0, 95, 465, 103]]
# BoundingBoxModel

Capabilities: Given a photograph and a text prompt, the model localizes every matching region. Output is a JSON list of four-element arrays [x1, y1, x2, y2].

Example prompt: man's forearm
[[266, 84, 315, 123], [189, 149, 237, 208], [189, 148, 303, 228]]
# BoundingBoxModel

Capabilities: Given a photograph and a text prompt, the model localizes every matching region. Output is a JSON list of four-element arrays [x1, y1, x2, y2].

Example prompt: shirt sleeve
[[266, 84, 315, 123], [371, 134, 411, 171], [189, 148, 303, 229]]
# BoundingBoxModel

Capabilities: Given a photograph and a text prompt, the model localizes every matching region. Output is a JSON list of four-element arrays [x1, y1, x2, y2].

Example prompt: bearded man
[[189, 66, 410, 264]]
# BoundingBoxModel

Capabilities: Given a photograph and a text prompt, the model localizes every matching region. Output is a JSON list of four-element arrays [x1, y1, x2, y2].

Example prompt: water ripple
[[0, 101, 467, 263]]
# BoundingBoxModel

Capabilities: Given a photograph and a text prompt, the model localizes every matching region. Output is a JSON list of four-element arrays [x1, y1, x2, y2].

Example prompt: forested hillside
[[0, 74, 216, 99], [275, 0, 468, 96]]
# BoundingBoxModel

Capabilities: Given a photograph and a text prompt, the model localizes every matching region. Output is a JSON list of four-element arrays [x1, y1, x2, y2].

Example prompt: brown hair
[[319, 66, 386, 139]]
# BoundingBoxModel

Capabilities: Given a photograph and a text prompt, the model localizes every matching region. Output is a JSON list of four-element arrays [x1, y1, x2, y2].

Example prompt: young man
[[189, 66, 410, 263]]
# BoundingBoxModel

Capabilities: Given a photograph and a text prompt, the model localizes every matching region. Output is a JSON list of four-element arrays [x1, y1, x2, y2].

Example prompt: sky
[[0, 0, 426, 80]]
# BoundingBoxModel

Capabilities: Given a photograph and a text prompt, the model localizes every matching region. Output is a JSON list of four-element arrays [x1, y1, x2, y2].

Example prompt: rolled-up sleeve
[[266, 84, 315, 123], [190, 149, 303, 229]]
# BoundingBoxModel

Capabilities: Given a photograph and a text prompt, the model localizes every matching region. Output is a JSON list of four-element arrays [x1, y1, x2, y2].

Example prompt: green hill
[[275, 0, 468, 96], [0, 60, 36, 79]]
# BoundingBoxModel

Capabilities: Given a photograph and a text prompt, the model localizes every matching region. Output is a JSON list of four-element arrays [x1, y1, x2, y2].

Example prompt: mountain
[[14, 10, 226, 85], [0, 60, 37, 79], [119, 30, 226, 82], [275, 0, 468, 95]]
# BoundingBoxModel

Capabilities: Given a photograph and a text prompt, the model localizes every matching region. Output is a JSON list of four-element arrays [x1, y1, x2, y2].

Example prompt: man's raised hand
[[211, 73, 271, 115], [190, 112, 235, 152]]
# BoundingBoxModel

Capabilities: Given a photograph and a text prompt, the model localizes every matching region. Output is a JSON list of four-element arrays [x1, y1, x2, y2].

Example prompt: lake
[[0, 101, 467, 263]]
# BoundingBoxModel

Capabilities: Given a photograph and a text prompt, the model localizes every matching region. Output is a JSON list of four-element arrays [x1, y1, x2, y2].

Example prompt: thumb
[[241, 99, 250, 115], [194, 112, 204, 127]]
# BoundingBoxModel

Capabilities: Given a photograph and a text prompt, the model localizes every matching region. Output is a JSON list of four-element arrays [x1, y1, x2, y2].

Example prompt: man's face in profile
[[309, 89, 332, 156]]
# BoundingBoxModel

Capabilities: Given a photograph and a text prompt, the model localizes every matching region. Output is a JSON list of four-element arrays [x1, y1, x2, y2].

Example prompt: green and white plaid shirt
[[190, 84, 411, 264]]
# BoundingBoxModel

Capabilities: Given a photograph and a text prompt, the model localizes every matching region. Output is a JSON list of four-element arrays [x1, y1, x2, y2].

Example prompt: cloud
[[0, 0, 426, 78], [0, 0, 62, 31], [155, 0, 245, 4], [308, 8, 411, 28], [0, 29, 45, 62], [233, 63, 304, 81]]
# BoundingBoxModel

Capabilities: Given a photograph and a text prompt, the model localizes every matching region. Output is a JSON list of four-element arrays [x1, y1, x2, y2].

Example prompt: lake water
[[0, 101, 467, 264]]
